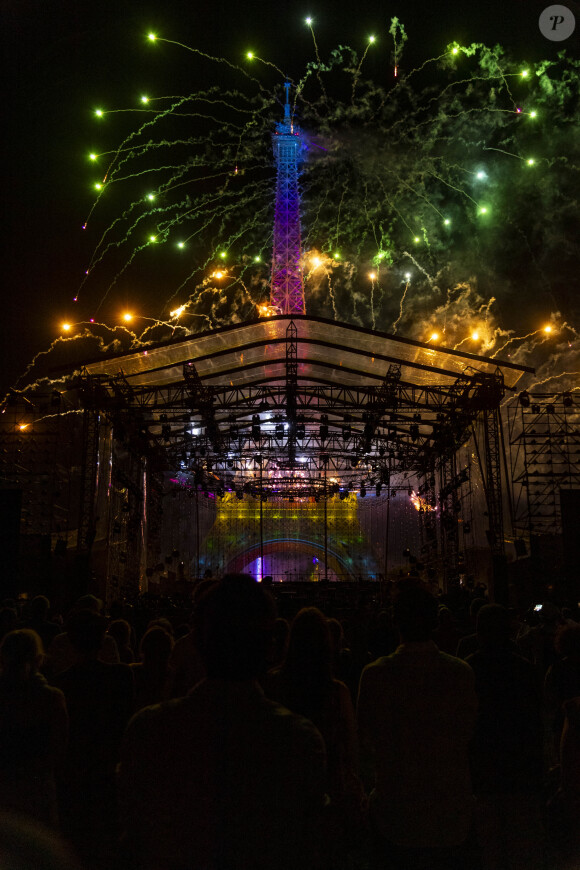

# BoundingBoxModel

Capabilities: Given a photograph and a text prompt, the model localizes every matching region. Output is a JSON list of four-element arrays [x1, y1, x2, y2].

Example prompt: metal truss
[[77, 409, 100, 554], [71, 364, 506, 505], [286, 321, 298, 464], [439, 451, 460, 580], [508, 391, 580, 537], [417, 458, 439, 567]]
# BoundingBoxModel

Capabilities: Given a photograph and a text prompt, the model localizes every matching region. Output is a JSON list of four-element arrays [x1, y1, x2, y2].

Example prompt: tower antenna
[[270, 82, 305, 315]]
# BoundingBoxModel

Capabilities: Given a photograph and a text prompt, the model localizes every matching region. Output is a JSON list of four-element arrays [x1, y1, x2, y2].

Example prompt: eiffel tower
[[270, 82, 305, 314]]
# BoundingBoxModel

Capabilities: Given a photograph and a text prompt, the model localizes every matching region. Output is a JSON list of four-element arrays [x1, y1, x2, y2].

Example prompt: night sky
[[2, 0, 578, 396]]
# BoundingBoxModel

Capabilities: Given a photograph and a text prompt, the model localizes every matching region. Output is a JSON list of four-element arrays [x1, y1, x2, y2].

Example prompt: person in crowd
[[561, 607, 577, 626], [368, 610, 398, 661], [455, 597, 487, 659], [23, 596, 61, 651], [164, 580, 214, 699], [551, 695, 580, 859], [0, 629, 68, 828], [47, 595, 119, 676], [357, 579, 478, 870], [131, 625, 174, 711], [327, 617, 355, 691], [0, 605, 18, 643], [342, 598, 373, 703], [264, 607, 364, 853], [270, 617, 290, 669], [107, 619, 135, 664], [0, 812, 83, 870], [118, 574, 327, 870], [517, 601, 563, 680], [545, 624, 580, 757], [432, 605, 463, 656], [467, 604, 544, 869], [53, 609, 134, 868]]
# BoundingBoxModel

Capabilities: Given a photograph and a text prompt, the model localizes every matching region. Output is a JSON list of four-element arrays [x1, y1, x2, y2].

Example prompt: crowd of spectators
[[0, 579, 578, 869]]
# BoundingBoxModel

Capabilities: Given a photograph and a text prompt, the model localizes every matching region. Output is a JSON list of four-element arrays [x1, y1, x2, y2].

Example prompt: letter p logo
[[539, 5, 576, 40]]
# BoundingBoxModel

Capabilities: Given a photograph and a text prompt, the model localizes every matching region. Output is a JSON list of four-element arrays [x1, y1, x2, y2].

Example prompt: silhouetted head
[[555, 623, 580, 659], [0, 629, 44, 676], [283, 607, 332, 684], [194, 573, 276, 681], [392, 580, 438, 643], [476, 603, 512, 649], [437, 606, 454, 627], [66, 609, 107, 655], [139, 625, 174, 666], [108, 619, 132, 648], [28, 595, 50, 620], [326, 617, 344, 653]]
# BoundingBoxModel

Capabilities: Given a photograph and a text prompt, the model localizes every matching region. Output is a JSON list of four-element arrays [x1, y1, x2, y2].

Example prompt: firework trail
[[13, 17, 580, 391]]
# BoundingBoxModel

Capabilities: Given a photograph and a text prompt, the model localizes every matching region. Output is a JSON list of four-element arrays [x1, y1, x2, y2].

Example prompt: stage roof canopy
[[63, 314, 534, 497], [81, 314, 531, 392]]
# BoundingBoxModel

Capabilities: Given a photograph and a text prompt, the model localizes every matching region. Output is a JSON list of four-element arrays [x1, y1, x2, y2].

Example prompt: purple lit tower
[[270, 82, 305, 315]]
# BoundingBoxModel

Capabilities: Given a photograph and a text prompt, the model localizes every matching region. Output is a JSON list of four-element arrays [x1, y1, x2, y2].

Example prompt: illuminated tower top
[[270, 82, 305, 315]]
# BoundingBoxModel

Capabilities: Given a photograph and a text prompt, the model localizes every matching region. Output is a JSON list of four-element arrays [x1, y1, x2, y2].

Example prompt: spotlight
[[519, 391, 530, 407], [563, 392, 573, 408]]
